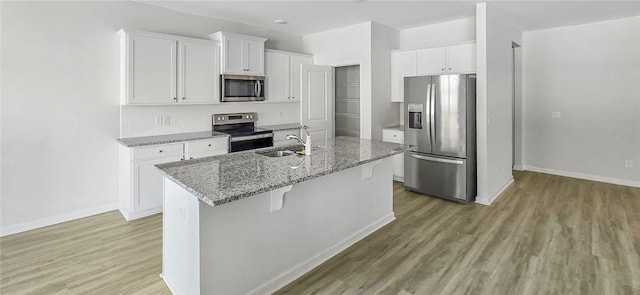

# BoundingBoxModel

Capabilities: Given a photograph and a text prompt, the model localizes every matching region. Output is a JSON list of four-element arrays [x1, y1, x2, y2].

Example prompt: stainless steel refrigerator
[[404, 74, 476, 203]]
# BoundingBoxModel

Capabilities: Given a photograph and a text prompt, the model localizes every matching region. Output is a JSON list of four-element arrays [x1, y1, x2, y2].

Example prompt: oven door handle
[[230, 133, 273, 142]]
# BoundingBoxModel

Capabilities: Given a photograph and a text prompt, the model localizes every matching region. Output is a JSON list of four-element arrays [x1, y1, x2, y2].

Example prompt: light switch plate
[[552, 112, 562, 119]]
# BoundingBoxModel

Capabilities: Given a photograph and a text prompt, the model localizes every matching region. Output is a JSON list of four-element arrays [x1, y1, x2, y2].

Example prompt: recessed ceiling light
[[274, 20, 287, 24]]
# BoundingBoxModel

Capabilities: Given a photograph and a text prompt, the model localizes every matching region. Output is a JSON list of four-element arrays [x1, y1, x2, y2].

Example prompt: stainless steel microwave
[[221, 74, 265, 102]]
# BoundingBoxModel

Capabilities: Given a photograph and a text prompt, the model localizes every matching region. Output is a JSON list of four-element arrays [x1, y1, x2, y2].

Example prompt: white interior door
[[301, 65, 334, 147]]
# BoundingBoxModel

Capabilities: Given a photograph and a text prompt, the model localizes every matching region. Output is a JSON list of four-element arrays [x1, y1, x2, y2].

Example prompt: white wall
[[398, 17, 476, 50], [476, 3, 523, 205], [303, 22, 373, 139], [371, 23, 400, 140], [0, 1, 304, 235], [522, 17, 640, 186]]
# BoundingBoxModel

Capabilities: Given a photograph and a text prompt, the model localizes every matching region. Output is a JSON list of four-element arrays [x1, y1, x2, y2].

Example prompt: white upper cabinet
[[390, 43, 476, 102], [416, 47, 447, 75], [446, 43, 476, 74], [391, 51, 417, 102], [265, 51, 290, 102], [178, 40, 220, 104], [123, 33, 177, 105], [120, 29, 220, 105], [289, 54, 313, 102], [210, 31, 266, 76], [265, 49, 313, 102], [223, 36, 245, 74]]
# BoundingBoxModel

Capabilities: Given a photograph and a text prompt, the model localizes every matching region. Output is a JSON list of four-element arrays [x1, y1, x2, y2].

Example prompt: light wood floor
[[1, 171, 639, 294]]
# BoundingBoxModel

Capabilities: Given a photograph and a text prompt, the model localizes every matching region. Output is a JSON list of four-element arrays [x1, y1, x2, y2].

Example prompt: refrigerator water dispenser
[[408, 104, 423, 129]]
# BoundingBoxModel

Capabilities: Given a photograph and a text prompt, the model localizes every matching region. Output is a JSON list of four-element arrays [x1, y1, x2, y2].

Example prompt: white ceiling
[[137, 1, 640, 36]]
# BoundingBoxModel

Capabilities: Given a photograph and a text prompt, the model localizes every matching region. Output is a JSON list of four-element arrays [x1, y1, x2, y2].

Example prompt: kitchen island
[[156, 137, 403, 295]]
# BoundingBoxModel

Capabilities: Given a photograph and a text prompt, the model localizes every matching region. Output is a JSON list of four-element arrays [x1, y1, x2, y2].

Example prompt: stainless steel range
[[213, 113, 273, 153]]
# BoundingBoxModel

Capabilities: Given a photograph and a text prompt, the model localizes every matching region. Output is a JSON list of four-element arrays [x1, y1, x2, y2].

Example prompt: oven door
[[229, 133, 273, 152], [221, 74, 265, 102]]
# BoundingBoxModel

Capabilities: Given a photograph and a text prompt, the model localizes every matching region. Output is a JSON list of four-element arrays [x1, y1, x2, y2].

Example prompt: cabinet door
[[178, 41, 220, 104], [265, 51, 290, 102], [224, 36, 245, 74], [245, 40, 264, 75], [446, 43, 476, 73], [289, 55, 313, 102], [127, 34, 177, 104], [134, 156, 183, 212], [416, 47, 446, 75], [391, 51, 417, 102]]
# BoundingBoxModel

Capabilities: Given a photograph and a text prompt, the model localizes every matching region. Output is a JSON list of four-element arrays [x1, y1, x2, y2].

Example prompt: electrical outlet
[[552, 112, 562, 119], [277, 111, 283, 118], [155, 116, 163, 126], [163, 116, 171, 126], [625, 160, 633, 168]]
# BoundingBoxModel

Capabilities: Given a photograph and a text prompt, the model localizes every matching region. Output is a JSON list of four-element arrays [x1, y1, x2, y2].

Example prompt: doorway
[[512, 42, 523, 170], [334, 65, 360, 138]]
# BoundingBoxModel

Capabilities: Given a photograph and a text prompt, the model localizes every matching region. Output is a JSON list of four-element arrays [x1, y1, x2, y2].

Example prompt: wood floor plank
[[1, 171, 638, 294]]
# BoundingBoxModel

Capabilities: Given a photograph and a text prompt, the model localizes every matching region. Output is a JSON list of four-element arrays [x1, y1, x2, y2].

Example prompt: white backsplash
[[120, 103, 301, 138]]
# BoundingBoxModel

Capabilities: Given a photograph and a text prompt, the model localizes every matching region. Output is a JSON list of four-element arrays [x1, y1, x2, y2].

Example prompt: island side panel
[[162, 178, 200, 295], [199, 158, 395, 295]]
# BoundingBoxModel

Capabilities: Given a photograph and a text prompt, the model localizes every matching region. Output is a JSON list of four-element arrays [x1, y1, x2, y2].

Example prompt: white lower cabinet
[[119, 138, 228, 221], [382, 129, 404, 182], [133, 156, 183, 214]]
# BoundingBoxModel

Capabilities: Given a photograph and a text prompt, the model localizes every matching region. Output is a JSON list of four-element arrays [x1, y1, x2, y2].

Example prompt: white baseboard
[[249, 212, 396, 295], [120, 207, 163, 221], [524, 165, 640, 188], [393, 176, 404, 182], [0, 203, 119, 237], [512, 164, 524, 171], [476, 177, 514, 206]]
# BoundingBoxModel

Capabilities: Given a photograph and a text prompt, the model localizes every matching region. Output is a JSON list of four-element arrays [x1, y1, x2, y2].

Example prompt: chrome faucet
[[286, 126, 312, 156]]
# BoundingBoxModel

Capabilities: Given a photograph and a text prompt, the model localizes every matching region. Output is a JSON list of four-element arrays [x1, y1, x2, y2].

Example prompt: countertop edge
[[117, 132, 230, 148], [156, 149, 403, 207]]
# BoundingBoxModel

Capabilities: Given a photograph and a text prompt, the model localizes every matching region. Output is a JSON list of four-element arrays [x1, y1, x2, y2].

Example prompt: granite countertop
[[260, 123, 302, 131], [118, 131, 229, 147], [383, 124, 405, 131], [156, 137, 403, 207]]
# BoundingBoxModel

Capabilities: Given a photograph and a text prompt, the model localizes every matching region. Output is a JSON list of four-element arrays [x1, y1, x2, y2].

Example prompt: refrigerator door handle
[[408, 153, 464, 165], [426, 83, 432, 144], [430, 82, 436, 144]]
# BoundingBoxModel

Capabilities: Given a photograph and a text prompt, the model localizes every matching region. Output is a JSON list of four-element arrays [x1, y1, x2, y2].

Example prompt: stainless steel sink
[[257, 150, 297, 157]]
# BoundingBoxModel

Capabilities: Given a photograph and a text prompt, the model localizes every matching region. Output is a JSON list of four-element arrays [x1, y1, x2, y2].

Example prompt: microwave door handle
[[254, 81, 259, 97], [257, 80, 262, 97]]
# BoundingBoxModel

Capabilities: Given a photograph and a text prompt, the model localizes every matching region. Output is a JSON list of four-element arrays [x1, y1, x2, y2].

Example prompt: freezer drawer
[[404, 152, 469, 202]]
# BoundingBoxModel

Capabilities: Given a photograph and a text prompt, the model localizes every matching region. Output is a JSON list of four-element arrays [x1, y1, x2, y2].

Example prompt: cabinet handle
[[159, 150, 163, 153], [182, 97, 186, 100], [448, 68, 452, 70], [180, 158, 184, 161], [441, 68, 445, 71], [173, 97, 177, 101], [208, 144, 212, 147], [190, 157, 194, 160]]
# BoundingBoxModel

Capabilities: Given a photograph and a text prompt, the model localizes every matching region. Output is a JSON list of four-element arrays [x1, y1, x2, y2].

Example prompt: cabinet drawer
[[382, 129, 404, 144], [187, 137, 228, 155], [187, 150, 227, 160], [132, 143, 184, 161], [273, 129, 300, 142]]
